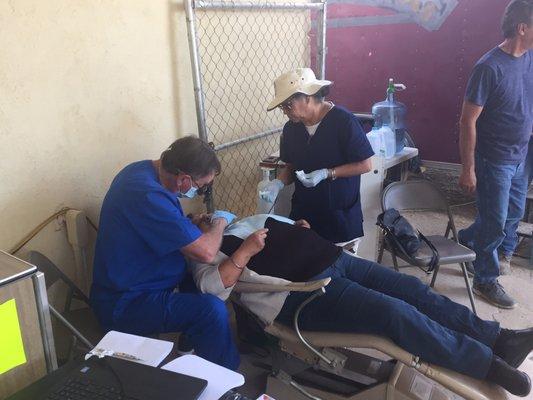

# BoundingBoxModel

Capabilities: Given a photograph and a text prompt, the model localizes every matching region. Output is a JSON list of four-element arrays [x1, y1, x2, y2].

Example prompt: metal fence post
[[316, 0, 328, 79], [185, 0, 215, 212]]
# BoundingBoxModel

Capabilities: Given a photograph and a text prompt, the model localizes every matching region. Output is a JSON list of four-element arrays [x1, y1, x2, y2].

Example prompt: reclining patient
[[188, 215, 532, 397]]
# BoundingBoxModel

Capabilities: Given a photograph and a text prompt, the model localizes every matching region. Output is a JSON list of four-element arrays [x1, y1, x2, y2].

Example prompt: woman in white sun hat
[[262, 67, 374, 253]]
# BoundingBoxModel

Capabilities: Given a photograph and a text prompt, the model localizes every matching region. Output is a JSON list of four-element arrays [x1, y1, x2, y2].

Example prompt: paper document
[[0, 299, 27, 374], [93, 330, 173, 367], [162, 354, 244, 400]]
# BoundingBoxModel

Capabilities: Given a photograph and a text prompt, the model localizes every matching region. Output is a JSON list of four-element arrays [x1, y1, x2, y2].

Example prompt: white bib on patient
[[224, 214, 294, 239]]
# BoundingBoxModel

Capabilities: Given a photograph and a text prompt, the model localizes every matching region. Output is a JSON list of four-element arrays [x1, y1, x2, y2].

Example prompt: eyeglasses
[[191, 177, 212, 196], [278, 94, 302, 111], [278, 99, 294, 111]]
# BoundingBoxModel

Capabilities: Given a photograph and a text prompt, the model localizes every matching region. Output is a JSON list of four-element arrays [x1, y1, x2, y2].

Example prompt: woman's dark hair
[[161, 136, 221, 179], [311, 85, 331, 102], [502, 0, 533, 39]]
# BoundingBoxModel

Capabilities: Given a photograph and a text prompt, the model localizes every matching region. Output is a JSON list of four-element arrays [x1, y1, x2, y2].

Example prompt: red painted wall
[[321, 0, 508, 163]]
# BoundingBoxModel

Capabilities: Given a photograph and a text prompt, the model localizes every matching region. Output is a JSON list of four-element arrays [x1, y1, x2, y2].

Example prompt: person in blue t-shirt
[[261, 68, 374, 252], [458, 0, 533, 309], [90, 136, 240, 370]]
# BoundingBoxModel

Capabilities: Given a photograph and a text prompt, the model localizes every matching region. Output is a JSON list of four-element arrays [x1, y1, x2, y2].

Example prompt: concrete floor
[[236, 204, 533, 399]]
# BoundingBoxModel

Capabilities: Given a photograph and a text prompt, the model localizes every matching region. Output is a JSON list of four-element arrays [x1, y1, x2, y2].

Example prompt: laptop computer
[[7, 356, 207, 400]]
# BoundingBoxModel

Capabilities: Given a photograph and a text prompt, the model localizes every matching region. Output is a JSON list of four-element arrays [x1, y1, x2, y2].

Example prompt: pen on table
[[113, 351, 144, 362]]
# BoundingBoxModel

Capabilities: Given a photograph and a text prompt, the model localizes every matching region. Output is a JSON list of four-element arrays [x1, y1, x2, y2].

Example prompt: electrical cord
[[9, 207, 99, 255]]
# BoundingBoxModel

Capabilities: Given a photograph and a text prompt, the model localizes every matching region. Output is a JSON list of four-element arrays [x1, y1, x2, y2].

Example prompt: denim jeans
[[459, 153, 528, 283], [500, 139, 533, 255], [275, 252, 499, 380]]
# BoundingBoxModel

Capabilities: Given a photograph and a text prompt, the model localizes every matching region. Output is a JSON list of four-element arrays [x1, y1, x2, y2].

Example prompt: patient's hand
[[239, 228, 268, 257], [294, 219, 310, 229]]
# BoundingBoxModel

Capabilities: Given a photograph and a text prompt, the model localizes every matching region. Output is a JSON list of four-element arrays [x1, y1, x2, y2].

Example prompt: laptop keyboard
[[45, 377, 136, 400]]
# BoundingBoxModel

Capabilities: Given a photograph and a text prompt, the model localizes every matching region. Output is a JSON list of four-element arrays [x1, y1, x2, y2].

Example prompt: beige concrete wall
[[0, 0, 201, 286]]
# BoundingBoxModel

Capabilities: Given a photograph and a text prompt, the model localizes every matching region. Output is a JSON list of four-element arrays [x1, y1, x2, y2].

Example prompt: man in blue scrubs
[[90, 136, 240, 370], [458, 0, 533, 309]]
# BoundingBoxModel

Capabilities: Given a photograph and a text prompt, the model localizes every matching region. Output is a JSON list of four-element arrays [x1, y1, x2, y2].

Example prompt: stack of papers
[[162, 355, 244, 400], [92, 330, 173, 367]]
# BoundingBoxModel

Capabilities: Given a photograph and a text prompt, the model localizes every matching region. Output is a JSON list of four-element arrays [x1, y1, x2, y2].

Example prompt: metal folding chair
[[378, 179, 477, 314]]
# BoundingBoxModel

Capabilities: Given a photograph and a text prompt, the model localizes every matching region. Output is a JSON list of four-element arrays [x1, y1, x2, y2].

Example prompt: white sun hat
[[266, 68, 332, 111]]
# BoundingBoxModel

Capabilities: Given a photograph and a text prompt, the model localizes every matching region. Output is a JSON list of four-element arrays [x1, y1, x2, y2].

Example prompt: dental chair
[[232, 278, 509, 400]]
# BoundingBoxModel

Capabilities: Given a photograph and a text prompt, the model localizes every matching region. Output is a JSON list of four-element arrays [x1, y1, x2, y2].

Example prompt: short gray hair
[[161, 136, 221, 179]]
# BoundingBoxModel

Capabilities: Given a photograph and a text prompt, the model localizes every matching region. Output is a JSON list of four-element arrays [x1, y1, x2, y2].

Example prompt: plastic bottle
[[371, 78, 407, 154], [378, 125, 395, 159], [367, 126, 385, 157], [256, 167, 275, 214]]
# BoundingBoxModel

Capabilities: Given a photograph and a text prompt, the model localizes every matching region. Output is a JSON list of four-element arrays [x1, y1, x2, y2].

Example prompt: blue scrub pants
[[459, 153, 528, 283], [94, 290, 240, 370], [275, 252, 499, 380]]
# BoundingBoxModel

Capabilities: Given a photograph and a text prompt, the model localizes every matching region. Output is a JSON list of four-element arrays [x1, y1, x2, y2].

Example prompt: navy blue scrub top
[[280, 106, 374, 243], [90, 160, 201, 309]]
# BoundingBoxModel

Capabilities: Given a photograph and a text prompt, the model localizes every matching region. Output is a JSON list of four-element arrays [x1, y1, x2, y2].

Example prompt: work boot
[[485, 355, 531, 397], [499, 253, 512, 275], [473, 281, 517, 309], [494, 327, 533, 368]]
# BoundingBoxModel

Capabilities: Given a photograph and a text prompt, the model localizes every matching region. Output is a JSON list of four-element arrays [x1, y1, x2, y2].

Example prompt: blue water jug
[[372, 79, 407, 154]]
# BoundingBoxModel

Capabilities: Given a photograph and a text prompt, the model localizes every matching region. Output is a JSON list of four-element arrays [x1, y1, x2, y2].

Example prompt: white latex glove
[[295, 169, 329, 188], [259, 179, 284, 203]]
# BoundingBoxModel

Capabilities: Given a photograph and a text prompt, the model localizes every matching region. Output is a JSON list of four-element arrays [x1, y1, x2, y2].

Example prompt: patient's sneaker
[[498, 253, 512, 275], [494, 327, 533, 368], [473, 281, 517, 309], [486, 355, 531, 397]]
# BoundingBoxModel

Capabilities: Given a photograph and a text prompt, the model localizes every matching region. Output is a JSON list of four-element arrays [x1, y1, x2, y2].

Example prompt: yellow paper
[[0, 299, 27, 374]]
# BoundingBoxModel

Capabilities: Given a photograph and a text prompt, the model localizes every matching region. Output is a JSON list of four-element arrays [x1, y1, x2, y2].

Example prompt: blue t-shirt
[[465, 47, 533, 163], [280, 106, 374, 242], [91, 160, 201, 302]]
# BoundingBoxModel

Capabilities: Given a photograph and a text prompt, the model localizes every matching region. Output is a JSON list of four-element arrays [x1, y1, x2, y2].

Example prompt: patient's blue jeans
[[459, 153, 528, 283], [275, 252, 500, 379]]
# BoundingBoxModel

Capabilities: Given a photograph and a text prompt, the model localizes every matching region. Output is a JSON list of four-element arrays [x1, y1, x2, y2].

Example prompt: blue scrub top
[[91, 160, 201, 306], [280, 106, 374, 242]]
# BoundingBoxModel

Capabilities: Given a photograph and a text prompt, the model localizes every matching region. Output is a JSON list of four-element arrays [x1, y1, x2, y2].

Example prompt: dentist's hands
[[295, 169, 329, 188], [211, 210, 236, 225], [259, 179, 284, 203]]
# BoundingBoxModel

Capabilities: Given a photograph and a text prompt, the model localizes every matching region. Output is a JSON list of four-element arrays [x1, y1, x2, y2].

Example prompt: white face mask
[[177, 176, 198, 199], [177, 186, 198, 199]]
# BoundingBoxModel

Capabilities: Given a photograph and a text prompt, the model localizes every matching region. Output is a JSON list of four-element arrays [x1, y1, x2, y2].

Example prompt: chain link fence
[[186, 0, 326, 216]]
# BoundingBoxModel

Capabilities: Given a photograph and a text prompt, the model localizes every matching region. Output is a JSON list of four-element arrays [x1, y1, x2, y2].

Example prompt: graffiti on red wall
[[372, 0, 458, 30]]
